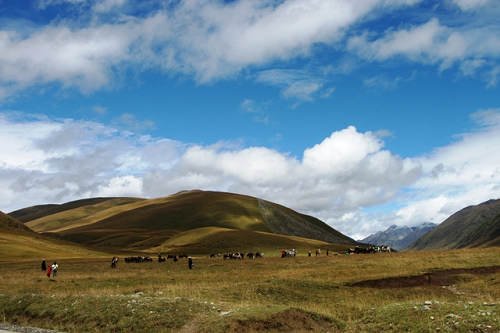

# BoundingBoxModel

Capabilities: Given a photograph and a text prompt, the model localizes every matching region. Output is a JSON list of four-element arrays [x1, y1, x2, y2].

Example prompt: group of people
[[41, 259, 58, 279]]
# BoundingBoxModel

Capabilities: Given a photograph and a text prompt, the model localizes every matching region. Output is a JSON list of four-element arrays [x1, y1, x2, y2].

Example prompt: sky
[[0, 0, 499, 239]]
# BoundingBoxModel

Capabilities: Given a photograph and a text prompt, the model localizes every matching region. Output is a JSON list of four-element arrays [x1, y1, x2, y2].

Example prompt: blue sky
[[1, 0, 499, 238]]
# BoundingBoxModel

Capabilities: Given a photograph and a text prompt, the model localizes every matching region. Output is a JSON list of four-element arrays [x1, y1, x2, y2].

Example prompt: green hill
[[24, 197, 145, 232], [16, 190, 356, 253], [0, 211, 33, 233], [0, 211, 108, 260], [9, 197, 142, 223], [411, 199, 500, 250]]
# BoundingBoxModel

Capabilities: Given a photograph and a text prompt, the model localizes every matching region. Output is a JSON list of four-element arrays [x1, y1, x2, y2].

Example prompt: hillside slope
[[25, 197, 145, 232], [21, 190, 356, 252], [9, 197, 142, 223], [0, 212, 107, 259], [58, 191, 354, 247], [0, 211, 33, 233], [411, 199, 500, 250]]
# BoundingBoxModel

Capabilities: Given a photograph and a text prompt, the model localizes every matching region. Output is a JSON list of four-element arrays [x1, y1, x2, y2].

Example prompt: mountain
[[411, 199, 500, 250], [9, 197, 142, 223], [0, 211, 106, 259], [360, 222, 437, 250], [0, 211, 33, 233], [14, 190, 357, 254]]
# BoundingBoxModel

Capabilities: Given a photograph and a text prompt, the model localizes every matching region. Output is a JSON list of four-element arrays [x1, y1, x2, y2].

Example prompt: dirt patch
[[349, 265, 500, 288], [226, 308, 344, 333]]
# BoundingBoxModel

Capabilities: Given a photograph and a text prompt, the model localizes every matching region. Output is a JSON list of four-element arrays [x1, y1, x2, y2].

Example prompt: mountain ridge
[[360, 222, 437, 250], [411, 199, 500, 250]]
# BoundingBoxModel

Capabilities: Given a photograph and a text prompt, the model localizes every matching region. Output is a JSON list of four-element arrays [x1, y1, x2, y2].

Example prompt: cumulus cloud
[[0, 112, 420, 236], [2, 108, 499, 238], [359, 108, 500, 236]]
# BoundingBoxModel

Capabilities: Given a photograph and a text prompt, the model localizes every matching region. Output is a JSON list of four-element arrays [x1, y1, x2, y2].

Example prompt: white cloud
[[256, 69, 334, 101], [451, 0, 493, 11], [0, 0, 421, 98], [93, 0, 127, 13], [348, 18, 500, 82], [0, 113, 419, 236], [1, 108, 499, 239], [96, 175, 142, 197], [365, 108, 500, 233]]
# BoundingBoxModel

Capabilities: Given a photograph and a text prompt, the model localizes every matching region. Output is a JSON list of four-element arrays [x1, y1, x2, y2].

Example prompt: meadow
[[0, 248, 498, 332]]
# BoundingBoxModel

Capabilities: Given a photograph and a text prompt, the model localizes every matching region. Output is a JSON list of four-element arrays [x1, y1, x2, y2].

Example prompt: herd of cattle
[[346, 245, 393, 254], [124, 254, 188, 263], [210, 252, 264, 259], [121, 245, 392, 264]]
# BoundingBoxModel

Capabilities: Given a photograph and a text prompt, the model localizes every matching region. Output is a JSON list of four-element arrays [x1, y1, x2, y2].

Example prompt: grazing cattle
[[281, 249, 296, 258], [247, 252, 255, 259], [223, 252, 243, 260], [345, 245, 391, 255], [124, 256, 153, 263], [255, 252, 264, 258], [158, 255, 166, 263]]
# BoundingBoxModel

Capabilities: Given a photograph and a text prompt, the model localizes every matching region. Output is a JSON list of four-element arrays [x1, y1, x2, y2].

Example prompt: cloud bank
[[1, 109, 499, 238]]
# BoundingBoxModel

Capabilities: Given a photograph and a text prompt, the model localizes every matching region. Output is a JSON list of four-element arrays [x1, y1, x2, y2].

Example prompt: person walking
[[188, 256, 193, 270]]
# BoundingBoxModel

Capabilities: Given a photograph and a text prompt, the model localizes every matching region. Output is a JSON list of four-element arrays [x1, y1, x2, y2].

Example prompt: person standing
[[188, 256, 193, 270], [46, 264, 52, 279], [41, 259, 47, 272], [51, 262, 58, 278]]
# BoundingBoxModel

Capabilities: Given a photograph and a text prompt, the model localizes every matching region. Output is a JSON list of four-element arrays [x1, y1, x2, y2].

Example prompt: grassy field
[[0, 247, 498, 332]]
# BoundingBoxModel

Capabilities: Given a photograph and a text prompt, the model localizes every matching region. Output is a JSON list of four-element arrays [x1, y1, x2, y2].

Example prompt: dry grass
[[0, 247, 499, 332]]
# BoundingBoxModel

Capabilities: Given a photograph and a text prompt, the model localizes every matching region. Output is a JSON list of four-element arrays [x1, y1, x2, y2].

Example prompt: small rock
[[430, 316, 434, 320], [220, 311, 232, 316], [424, 301, 432, 305], [423, 305, 431, 311], [445, 313, 461, 319]]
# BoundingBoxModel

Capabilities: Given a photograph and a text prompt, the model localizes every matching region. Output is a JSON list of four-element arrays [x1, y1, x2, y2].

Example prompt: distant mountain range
[[359, 222, 437, 250], [411, 199, 500, 250]]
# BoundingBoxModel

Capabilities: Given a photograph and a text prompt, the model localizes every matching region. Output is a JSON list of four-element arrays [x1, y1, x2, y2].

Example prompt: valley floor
[[0, 248, 499, 332]]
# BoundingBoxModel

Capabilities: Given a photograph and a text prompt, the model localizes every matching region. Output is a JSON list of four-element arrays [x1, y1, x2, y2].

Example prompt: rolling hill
[[411, 199, 500, 250], [0, 211, 107, 260], [12, 190, 357, 253], [10, 197, 143, 223]]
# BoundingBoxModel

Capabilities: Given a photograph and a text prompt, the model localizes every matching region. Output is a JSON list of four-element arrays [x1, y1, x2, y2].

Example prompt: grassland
[[0, 247, 498, 332]]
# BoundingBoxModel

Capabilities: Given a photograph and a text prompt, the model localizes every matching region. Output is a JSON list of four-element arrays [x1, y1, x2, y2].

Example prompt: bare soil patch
[[349, 265, 500, 288], [226, 308, 344, 332]]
